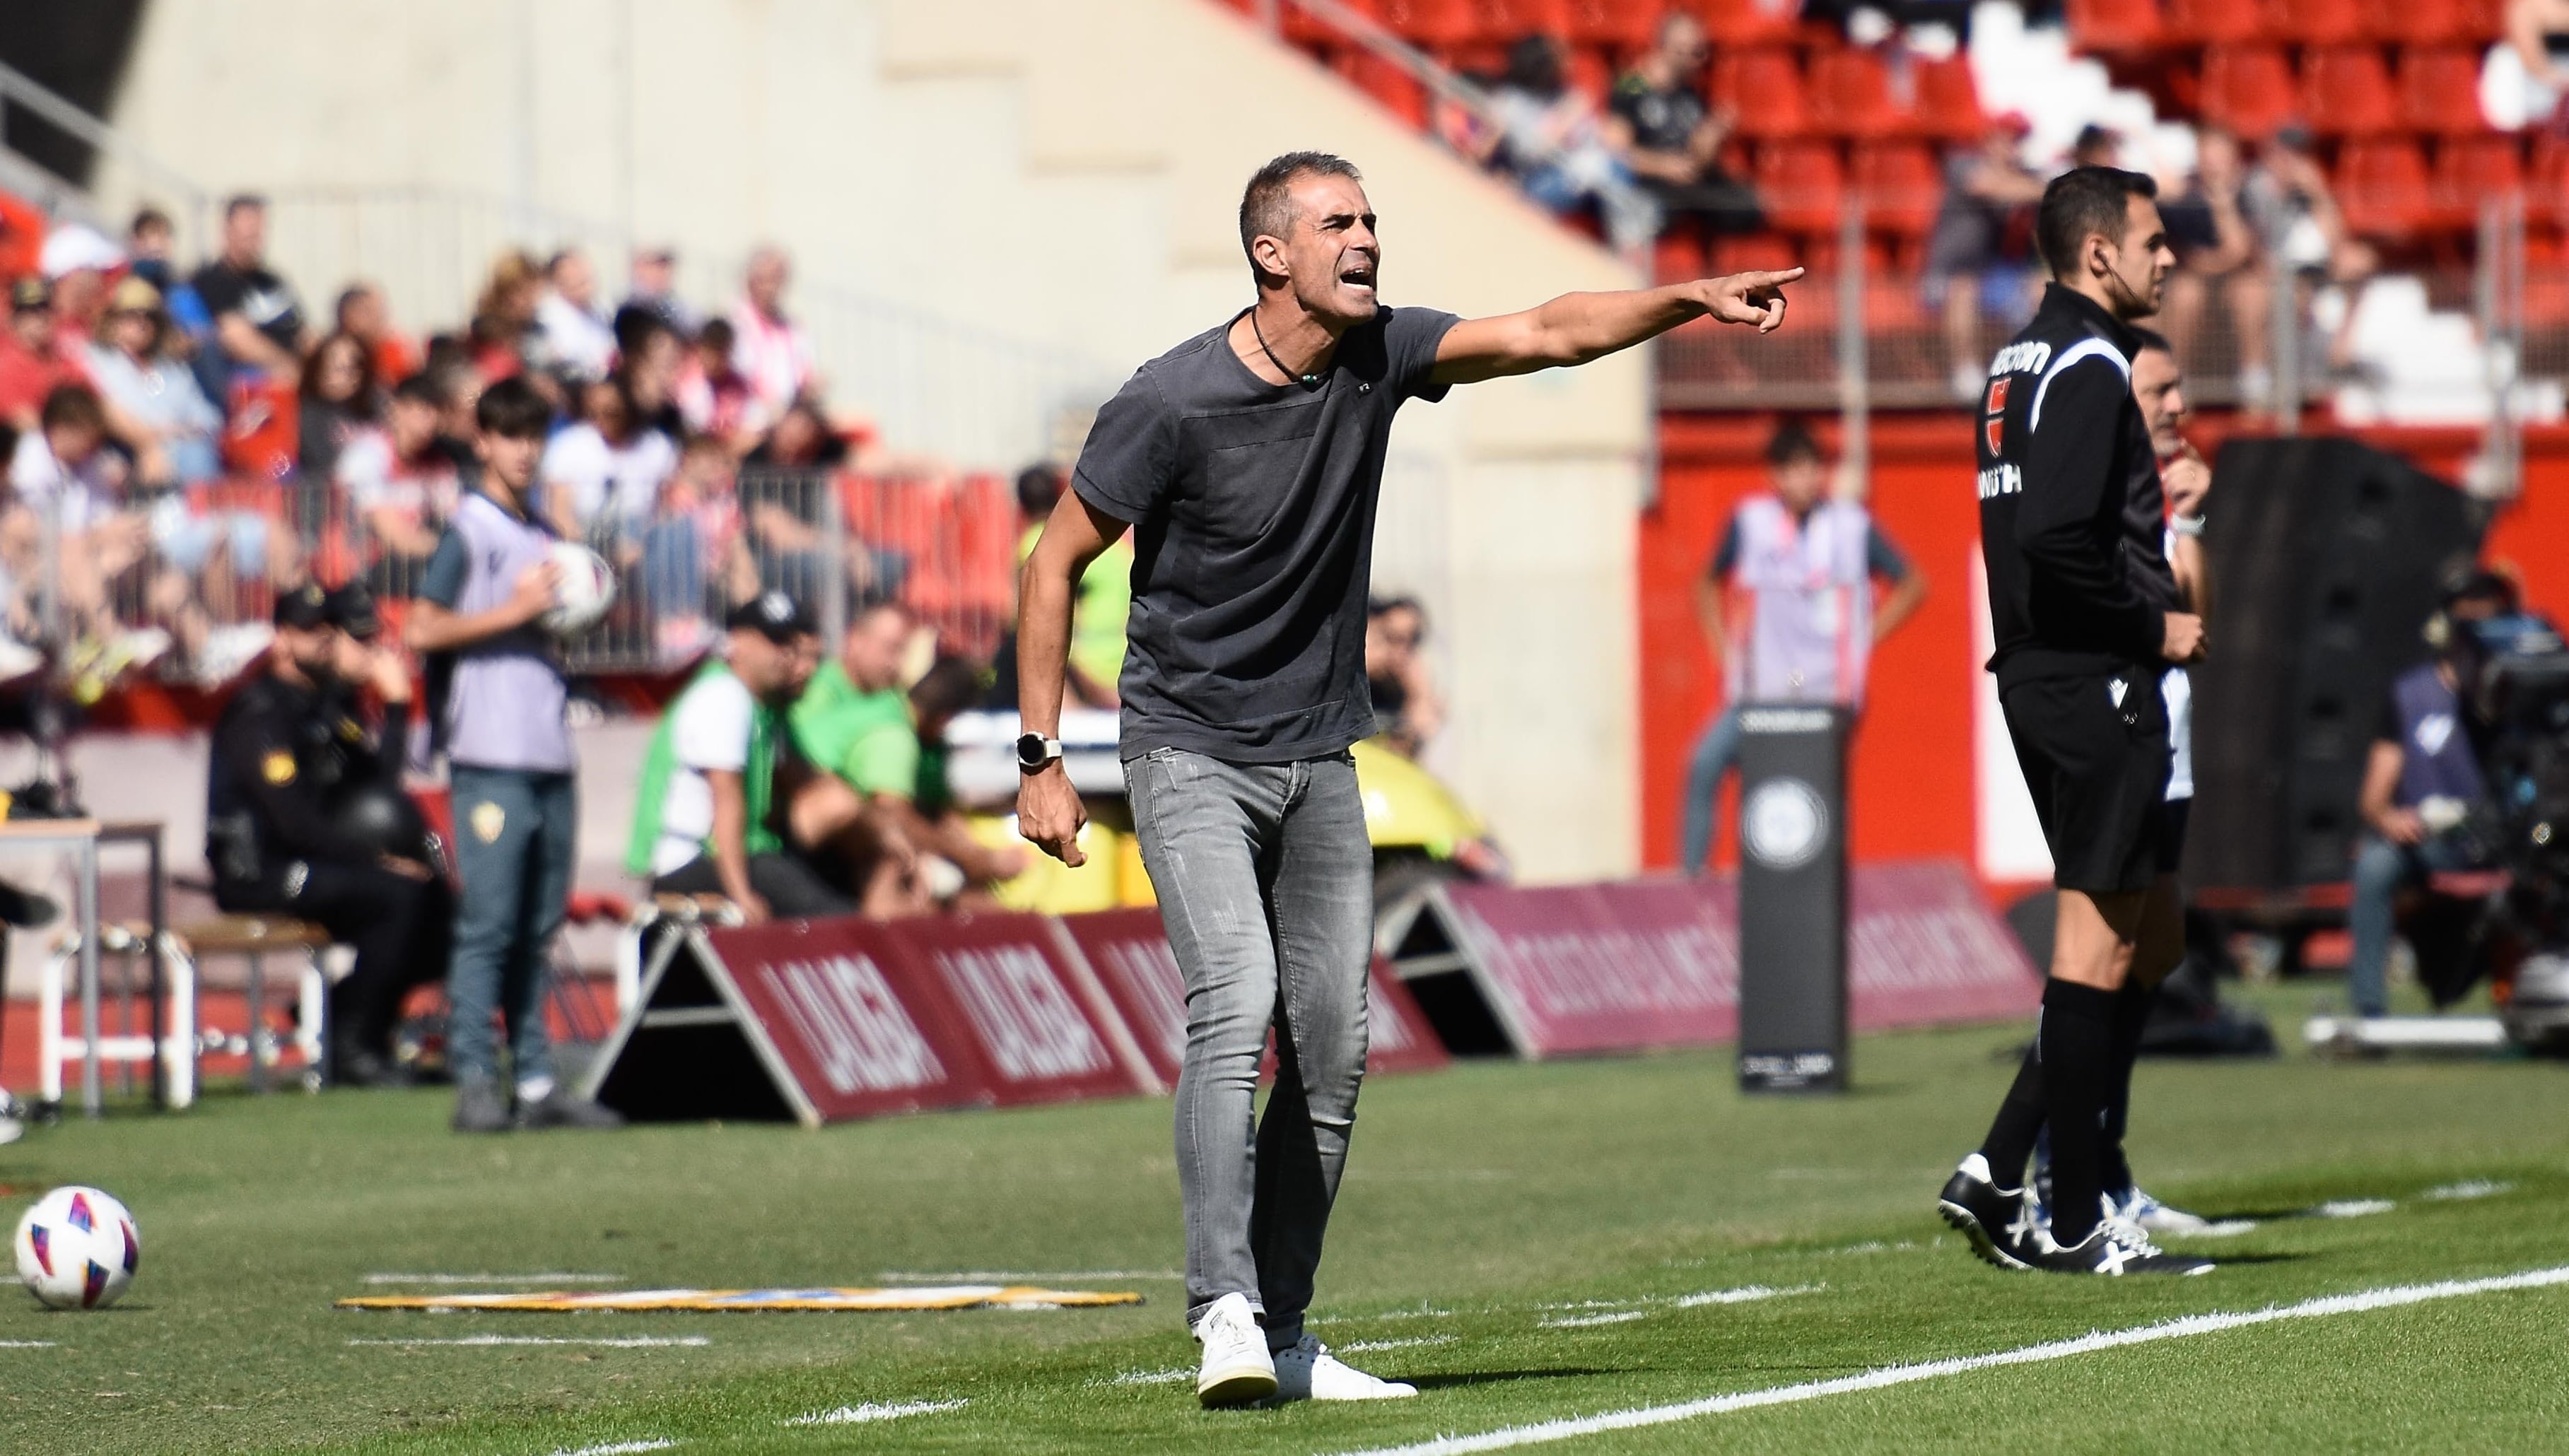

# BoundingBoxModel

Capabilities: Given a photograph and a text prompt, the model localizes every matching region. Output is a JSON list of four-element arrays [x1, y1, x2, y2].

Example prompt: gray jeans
[[1128, 746, 1372, 1351], [445, 765, 575, 1087]]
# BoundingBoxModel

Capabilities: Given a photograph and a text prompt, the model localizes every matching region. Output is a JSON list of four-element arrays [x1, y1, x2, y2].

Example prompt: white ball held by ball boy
[[13, 1185, 140, 1310], [542, 541, 619, 638]]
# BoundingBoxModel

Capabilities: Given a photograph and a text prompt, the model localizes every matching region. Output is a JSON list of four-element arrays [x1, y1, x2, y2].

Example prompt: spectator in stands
[[532, 248, 618, 384], [297, 330, 381, 485], [5, 382, 168, 679], [335, 282, 420, 386], [124, 207, 178, 295], [189, 195, 305, 397], [2242, 124, 2376, 380], [730, 246, 816, 420], [1926, 110, 2046, 401], [0, 276, 72, 433], [1482, 34, 1658, 251], [2347, 573, 2520, 1018], [1365, 595, 1443, 761], [644, 433, 755, 659], [677, 316, 763, 451], [43, 224, 124, 347], [2070, 124, 2122, 171], [85, 276, 222, 487], [1679, 419, 1925, 874], [631, 591, 871, 919], [2155, 127, 2269, 399], [337, 373, 463, 591], [467, 249, 544, 384], [613, 309, 687, 437], [541, 375, 678, 550], [905, 655, 1026, 902], [1603, 11, 1762, 242], [744, 396, 847, 469], [1014, 462, 1128, 708], [2483, 0, 2569, 131], [623, 245, 698, 335]]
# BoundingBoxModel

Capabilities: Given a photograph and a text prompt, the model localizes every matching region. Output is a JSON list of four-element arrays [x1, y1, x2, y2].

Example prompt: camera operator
[[2346, 573, 2519, 1020]]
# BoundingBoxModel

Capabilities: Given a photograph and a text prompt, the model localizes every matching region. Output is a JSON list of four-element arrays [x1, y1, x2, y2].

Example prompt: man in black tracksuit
[[1935, 168, 2212, 1276], [207, 583, 451, 1086]]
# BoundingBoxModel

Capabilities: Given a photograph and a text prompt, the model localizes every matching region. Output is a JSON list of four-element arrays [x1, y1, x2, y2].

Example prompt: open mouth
[[1340, 264, 1377, 293]]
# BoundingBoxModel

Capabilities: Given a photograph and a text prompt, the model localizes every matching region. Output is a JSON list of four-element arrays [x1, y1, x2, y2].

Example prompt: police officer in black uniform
[[1934, 167, 2212, 1276], [207, 582, 450, 1086]]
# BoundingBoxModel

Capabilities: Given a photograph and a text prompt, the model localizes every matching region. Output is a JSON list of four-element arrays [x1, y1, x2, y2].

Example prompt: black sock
[[1977, 1043, 2046, 1191], [2099, 977, 2154, 1199], [2039, 980, 2119, 1246]]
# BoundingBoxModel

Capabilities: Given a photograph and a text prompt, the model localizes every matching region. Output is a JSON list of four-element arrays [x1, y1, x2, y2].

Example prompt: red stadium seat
[[1284, 0, 1374, 46], [1912, 54, 1984, 142], [1851, 141, 1941, 237], [2066, 0, 2166, 54], [2430, 134, 2523, 231], [1564, 42, 1614, 98], [1333, 49, 1431, 128], [1809, 47, 1909, 138], [1567, 0, 1663, 52], [1710, 231, 1804, 275], [1713, 48, 1809, 138], [2199, 46, 2298, 140], [2365, 0, 2468, 41], [2399, 47, 2493, 134], [2301, 46, 2399, 136], [1654, 230, 1707, 283], [1690, 0, 1801, 45], [2167, 0, 2276, 44], [1478, 0, 1576, 43], [2335, 137, 2435, 238], [2272, 0, 2370, 43], [1382, 0, 1487, 46], [1753, 138, 1847, 235]]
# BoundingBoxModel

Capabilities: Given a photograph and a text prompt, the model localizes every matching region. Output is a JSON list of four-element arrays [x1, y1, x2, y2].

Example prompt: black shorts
[[2156, 797, 2191, 875], [2001, 668, 2174, 895]]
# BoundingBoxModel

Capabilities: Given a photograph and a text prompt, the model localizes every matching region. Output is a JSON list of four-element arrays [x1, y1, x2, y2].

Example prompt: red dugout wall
[[1640, 416, 2569, 877]]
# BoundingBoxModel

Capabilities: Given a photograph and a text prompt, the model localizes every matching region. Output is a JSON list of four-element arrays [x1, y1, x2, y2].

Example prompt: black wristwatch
[[1016, 732, 1065, 773]]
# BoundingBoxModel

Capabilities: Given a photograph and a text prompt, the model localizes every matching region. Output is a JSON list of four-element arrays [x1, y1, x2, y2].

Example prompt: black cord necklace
[[1248, 307, 1323, 389]]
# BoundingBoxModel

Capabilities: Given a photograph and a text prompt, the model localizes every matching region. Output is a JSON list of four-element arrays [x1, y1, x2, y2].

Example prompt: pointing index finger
[[1738, 267, 1806, 290]]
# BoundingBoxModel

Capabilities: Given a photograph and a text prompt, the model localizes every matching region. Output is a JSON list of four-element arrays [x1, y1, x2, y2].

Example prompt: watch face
[[1017, 734, 1052, 768]]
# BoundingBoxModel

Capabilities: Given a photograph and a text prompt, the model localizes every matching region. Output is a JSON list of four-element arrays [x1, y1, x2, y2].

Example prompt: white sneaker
[[1192, 1293, 1277, 1407], [2117, 1185, 2214, 1235], [1272, 1334, 1418, 1402]]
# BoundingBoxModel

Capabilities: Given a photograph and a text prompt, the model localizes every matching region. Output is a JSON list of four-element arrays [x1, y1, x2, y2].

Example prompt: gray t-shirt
[[419, 491, 575, 774], [1071, 304, 1459, 763]]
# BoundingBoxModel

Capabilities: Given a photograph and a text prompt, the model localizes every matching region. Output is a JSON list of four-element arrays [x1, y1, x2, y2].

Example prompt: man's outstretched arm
[[1430, 268, 1803, 385]]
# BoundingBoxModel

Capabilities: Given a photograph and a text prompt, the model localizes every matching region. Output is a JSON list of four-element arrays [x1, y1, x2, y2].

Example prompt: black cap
[[325, 582, 380, 640], [10, 276, 51, 313], [274, 582, 332, 629], [727, 590, 817, 643]]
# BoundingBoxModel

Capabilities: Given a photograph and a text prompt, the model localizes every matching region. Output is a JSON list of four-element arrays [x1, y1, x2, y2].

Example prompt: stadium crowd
[[0, 192, 902, 701]]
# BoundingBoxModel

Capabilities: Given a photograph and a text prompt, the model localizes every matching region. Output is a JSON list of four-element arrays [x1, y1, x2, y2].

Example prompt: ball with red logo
[[13, 1185, 140, 1310]]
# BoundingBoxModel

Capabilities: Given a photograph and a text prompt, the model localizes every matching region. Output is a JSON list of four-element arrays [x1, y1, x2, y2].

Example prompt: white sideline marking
[[1096, 1366, 1191, 1387], [349, 1335, 708, 1349], [1541, 1311, 1646, 1329], [365, 1272, 623, 1285], [0, 1339, 57, 1348], [1330, 1264, 2569, 1455], [546, 1442, 677, 1456], [2425, 1180, 2512, 1201], [2312, 1199, 2396, 1219], [1340, 1334, 1458, 1354], [2176, 1221, 2260, 1239], [1542, 1284, 1820, 1325], [877, 1269, 1179, 1282], [1673, 1284, 1819, 1309], [783, 1399, 966, 1426]]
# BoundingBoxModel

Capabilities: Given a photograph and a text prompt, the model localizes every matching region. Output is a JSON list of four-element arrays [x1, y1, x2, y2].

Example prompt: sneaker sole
[[1938, 1197, 2034, 1272], [1198, 1368, 1278, 1407]]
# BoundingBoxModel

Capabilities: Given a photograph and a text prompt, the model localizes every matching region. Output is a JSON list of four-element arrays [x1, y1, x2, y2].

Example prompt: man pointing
[[1017, 151, 1796, 1406]]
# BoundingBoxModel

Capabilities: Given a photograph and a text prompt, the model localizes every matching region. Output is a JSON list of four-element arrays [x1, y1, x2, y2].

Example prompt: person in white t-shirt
[[531, 248, 618, 383], [542, 377, 677, 548], [728, 247, 815, 419]]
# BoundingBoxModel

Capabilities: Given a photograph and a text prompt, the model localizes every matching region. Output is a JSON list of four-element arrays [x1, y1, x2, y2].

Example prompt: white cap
[[40, 223, 124, 280]]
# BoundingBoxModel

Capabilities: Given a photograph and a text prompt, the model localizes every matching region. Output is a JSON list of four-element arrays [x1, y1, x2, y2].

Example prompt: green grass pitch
[[6, 987, 2569, 1454]]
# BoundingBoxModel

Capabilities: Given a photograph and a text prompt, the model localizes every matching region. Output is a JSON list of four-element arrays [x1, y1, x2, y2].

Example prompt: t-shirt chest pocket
[[1185, 404, 1323, 546]]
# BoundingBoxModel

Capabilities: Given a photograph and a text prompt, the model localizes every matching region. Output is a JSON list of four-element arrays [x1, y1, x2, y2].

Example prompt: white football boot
[[1193, 1293, 1277, 1407], [1271, 1334, 1420, 1402]]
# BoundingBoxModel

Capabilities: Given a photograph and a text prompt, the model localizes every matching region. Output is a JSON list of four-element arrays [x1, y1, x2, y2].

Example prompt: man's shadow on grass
[[1405, 1368, 1620, 1392]]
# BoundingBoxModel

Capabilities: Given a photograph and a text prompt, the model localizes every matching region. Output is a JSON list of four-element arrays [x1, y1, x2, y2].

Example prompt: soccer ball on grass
[[13, 1185, 140, 1310]]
